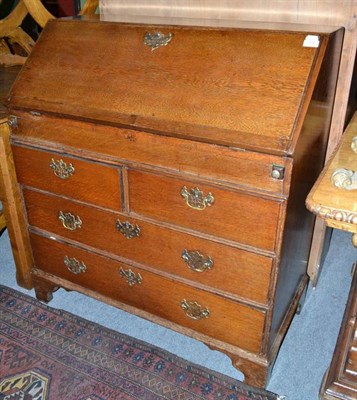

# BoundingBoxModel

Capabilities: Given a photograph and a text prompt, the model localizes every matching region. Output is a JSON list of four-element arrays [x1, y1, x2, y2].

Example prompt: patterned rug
[[0, 285, 278, 400]]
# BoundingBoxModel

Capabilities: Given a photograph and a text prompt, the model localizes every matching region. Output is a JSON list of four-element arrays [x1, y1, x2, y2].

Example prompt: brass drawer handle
[[116, 220, 140, 239], [50, 158, 75, 179], [144, 31, 173, 51], [119, 267, 142, 286], [181, 249, 213, 273], [64, 256, 87, 274], [180, 186, 214, 210], [331, 168, 357, 190], [59, 211, 82, 231], [181, 299, 210, 320]]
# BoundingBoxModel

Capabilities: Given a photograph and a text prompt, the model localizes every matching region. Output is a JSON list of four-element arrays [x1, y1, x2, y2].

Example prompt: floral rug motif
[[0, 285, 278, 400]]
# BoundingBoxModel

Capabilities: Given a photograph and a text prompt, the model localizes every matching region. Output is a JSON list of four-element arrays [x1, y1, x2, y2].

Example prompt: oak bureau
[[2, 17, 343, 387]]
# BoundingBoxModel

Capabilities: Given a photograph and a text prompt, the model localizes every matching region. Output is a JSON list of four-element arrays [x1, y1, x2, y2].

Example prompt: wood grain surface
[[0, 119, 33, 288], [30, 232, 266, 354], [23, 188, 273, 306], [99, 0, 356, 152], [3, 19, 343, 388], [7, 19, 325, 154], [12, 145, 122, 211], [12, 112, 291, 196], [99, 0, 357, 288], [128, 169, 282, 252]]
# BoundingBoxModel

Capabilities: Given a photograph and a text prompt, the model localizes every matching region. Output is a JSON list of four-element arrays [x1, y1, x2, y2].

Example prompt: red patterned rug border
[[0, 285, 279, 400]]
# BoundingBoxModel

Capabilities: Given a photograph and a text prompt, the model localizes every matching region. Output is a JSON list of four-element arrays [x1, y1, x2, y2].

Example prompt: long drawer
[[128, 169, 282, 251], [23, 188, 273, 305], [12, 145, 122, 210], [30, 233, 266, 354]]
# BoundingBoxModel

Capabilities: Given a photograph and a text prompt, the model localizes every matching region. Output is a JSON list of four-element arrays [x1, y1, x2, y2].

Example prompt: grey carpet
[[0, 227, 356, 399]]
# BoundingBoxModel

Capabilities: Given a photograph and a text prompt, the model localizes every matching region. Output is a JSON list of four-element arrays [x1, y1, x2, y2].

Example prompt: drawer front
[[12, 145, 121, 210], [23, 189, 273, 305], [30, 233, 265, 354], [128, 170, 281, 251]]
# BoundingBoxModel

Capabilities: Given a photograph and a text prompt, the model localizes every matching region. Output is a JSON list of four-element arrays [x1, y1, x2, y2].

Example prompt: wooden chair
[[0, 0, 99, 66], [0, 208, 6, 233]]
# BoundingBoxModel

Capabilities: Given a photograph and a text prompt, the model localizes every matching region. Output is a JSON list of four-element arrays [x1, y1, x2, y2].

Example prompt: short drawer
[[12, 145, 121, 210], [128, 170, 282, 251], [24, 189, 273, 305], [30, 233, 265, 354]]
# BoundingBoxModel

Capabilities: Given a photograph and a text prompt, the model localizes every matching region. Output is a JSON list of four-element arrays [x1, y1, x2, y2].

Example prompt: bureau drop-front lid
[[7, 18, 328, 155]]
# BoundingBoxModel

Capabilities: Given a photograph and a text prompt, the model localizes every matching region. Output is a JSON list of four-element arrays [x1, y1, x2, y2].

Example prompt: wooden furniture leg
[[307, 219, 332, 287], [232, 356, 271, 388], [32, 275, 59, 303], [0, 210, 6, 233], [0, 118, 33, 288]]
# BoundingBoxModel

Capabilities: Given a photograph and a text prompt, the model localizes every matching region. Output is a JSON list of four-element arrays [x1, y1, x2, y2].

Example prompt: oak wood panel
[[7, 19, 325, 155], [23, 188, 273, 306], [12, 113, 291, 196], [31, 271, 270, 388], [129, 169, 282, 252], [268, 29, 343, 351], [0, 119, 33, 288], [30, 233, 266, 354], [99, 0, 356, 150], [100, 0, 357, 288], [12, 145, 122, 210], [4, 19, 343, 387], [0, 67, 21, 118]]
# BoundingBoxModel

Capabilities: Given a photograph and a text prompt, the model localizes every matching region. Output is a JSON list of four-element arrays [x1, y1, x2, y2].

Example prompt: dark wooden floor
[[0, 66, 21, 118]]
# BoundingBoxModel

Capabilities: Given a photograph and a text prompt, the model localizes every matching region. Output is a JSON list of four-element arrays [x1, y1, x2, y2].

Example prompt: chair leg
[[0, 210, 6, 233]]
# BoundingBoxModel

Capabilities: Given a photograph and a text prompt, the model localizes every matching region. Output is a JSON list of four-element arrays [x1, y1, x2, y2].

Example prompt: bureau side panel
[[268, 28, 344, 352], [0, 119, 33, 289]]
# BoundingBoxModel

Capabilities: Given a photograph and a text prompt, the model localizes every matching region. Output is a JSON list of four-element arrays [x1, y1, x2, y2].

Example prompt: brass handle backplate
[[50, 158, 75, 180], [181, 249, 213, 273], [119, 267, 142, 286], [64, 256, 86, 274], [180, 186, 214, 210], [144, 31, 173, 51], [59, 211, 82, 231], [180, 299, 210, 320], [116, 220, 141, 239]]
